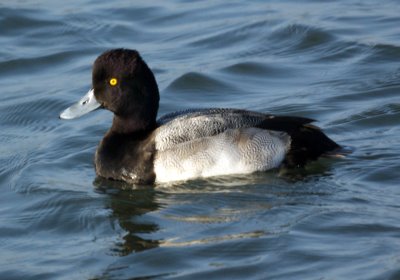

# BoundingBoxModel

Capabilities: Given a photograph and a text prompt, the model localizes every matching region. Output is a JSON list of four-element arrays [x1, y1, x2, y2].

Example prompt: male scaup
[[60, 49, 341, 184]]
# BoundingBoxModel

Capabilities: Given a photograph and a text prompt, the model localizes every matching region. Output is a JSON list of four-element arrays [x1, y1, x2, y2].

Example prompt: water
[[1, 0, 400, 279]]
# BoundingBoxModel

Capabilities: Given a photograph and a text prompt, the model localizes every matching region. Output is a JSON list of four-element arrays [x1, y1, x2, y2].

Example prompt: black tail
[[257, 116, 341, 168]]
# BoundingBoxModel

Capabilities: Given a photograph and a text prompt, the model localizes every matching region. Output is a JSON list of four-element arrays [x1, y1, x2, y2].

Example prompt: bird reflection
[[94, 178, 161, 256], [91, 158, 335, 256]]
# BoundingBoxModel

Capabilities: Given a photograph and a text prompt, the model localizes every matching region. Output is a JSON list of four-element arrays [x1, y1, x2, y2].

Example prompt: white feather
[[154, 128, 290, 183]]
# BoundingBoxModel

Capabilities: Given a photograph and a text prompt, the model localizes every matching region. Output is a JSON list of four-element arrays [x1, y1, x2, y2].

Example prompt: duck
[[60, 48, 341, 184]]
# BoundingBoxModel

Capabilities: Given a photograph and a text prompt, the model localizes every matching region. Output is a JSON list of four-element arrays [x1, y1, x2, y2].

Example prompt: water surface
[[1, 0, 400, 279]]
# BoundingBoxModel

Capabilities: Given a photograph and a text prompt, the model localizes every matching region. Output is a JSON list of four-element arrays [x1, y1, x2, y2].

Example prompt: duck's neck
[[110, 115, 157, 135], [95, 115, 157, 184]]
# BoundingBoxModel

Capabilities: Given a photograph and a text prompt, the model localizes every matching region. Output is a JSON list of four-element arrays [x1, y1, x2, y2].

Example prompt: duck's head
[[60, 49, 160, 131]]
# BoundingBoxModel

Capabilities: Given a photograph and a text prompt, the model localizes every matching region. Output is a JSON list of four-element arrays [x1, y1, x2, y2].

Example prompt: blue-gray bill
[[59, 89, 100, 119]]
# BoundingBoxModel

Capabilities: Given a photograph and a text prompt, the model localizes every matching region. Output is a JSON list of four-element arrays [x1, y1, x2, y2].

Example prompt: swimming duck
[[60, 49, 340, 184]]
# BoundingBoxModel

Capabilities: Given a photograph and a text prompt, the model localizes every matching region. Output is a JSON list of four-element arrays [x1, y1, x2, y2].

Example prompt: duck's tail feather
[[257, 117, 341, 168]]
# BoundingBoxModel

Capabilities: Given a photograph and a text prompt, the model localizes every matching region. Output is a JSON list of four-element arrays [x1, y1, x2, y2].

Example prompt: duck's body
[[94, 108, 338, 184], [60, 49, 341, 185]]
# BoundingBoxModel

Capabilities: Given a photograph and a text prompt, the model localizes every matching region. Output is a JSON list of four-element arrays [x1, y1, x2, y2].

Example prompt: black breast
[[95, 130, 156, 184]]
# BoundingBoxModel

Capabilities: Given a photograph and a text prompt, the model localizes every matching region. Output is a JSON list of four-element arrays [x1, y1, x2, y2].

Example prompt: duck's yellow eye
[[109, 78, 118, 86]]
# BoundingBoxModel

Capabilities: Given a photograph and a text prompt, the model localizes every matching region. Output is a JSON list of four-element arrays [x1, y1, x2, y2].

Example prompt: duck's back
[[153, 108, 339, 183], [155, 108, 277, 150]]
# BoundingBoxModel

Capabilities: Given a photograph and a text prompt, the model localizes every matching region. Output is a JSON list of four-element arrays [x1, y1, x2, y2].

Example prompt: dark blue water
[[1, 1, 400, 279]]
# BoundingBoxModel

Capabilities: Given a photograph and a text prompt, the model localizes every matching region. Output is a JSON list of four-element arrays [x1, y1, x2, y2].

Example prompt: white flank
[[154, 128, 290, 183]]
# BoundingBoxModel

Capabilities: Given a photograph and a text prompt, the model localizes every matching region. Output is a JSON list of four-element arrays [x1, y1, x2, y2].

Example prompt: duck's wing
[[155, 108, 340, 168], [157, 108, 270, 127], [155, 108, 314, 151], [256, 116, 340, 167]]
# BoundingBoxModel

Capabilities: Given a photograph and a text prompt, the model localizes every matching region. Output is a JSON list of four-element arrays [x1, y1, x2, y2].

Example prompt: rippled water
[[1, 0, 400, 279]]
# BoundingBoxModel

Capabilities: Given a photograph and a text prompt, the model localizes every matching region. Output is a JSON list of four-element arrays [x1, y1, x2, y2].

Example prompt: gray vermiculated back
[[155, 108, 273, 150]]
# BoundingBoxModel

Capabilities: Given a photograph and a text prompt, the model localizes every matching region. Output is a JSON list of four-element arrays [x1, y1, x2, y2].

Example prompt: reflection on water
[[94, 169, 336, 256], [94, 178, 161, 255], [89, 172, 342, 279]]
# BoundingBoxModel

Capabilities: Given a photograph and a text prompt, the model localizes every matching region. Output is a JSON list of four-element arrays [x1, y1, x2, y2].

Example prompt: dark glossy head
[[93, 49, 160, 125], [60, 49, 160, 132]]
